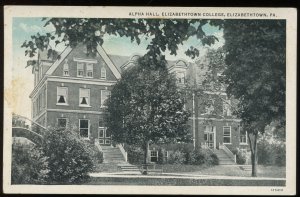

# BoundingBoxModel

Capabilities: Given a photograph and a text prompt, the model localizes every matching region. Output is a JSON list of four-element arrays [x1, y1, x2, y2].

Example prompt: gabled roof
[[44, 44, 121, 79]]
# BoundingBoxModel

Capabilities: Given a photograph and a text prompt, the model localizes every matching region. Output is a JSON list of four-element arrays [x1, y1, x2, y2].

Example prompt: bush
[[11, 142, 49, 184], [189, 149, 219, 166], [230, 148, 247, 165], [125, 145, 144, 165], [41, 127, 95, 184], [274, 144, 286, 166], [167, 150, 186, 164], [257, 138, 286, 166]]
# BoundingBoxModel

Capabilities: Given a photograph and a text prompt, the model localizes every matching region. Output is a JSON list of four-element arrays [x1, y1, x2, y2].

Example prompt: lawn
[[93, 162, 285, 178], [156, 164, 286, 178]]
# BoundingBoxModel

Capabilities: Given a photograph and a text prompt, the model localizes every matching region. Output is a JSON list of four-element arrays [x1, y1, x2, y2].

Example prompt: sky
[[12, 17, 224, 119]]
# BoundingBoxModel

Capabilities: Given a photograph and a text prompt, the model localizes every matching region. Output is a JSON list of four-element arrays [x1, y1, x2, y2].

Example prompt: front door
[[98, 127, 111, 145], [204, 126, 216, 149], [205, 132, 214, 149]]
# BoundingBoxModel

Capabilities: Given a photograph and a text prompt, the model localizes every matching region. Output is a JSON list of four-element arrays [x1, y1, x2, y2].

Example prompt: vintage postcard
[[3, 6, 297, 195]]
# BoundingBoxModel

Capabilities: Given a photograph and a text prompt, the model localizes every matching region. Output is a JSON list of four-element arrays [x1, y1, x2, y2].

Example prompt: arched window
[[177, 72, 185, 84], [101, 67, 106, 79]]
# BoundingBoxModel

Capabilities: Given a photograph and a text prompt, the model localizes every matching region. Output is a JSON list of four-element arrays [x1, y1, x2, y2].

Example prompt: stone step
[[239, 165, 252, 171]]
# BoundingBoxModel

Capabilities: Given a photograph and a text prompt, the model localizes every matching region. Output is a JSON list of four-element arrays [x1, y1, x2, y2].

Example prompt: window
[[223, 126, 231, 144], [79, 119, 89, 138], [223, 100, 232, 116], [63, 61, 69, 76], [77, 62, 84, 77], [101, 90, 111, 107], [101, 67, 106, 79], [150, 151, 158, 162], [98, 128, 104, 138], [57, 87, 68, 104], [177, 72, 185, 84], [105, 129, 111, 138], [86, 63, 93, 78], [240, 129, 247, 144], [57, 118, 67, 128], [79, 88, 90, 106]]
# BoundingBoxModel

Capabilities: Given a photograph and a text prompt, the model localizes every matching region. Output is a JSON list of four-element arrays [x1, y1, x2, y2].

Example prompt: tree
[[22, 18, 223, 70], [22, 18, 286, 177], [222, 20, 286, 176], [106, 56, 191, 173]]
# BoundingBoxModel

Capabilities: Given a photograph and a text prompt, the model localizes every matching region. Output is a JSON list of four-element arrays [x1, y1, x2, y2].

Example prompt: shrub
[[167, 150, 185, 164], [189, 149, 219, 166], [257, 138, 286, 166], [41, 127, 95, 184], [210, 153, 219, 165], [125, 145, 144, 165], [274, 144, 286, 166], [157, 148, 165, 164], [11, 142, 49, 184], [231, 148, 247, 165]]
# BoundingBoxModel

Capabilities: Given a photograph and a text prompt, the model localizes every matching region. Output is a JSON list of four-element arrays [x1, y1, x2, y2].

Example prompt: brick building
[[30, 43, 247, 152]]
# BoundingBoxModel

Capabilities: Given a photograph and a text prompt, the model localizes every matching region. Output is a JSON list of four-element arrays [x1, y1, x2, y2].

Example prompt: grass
[[156, 164, 286, 178], [92, 163, 120, 173], [93, 162, 285, 178]]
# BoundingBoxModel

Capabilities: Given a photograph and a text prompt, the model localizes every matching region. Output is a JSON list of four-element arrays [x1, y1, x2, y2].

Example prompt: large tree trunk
[[143, 140, 150, 175], [248, 131, 258, 177]]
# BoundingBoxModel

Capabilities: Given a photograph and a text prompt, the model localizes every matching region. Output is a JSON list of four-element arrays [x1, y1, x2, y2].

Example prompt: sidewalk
[[89, 171, 286, 181]]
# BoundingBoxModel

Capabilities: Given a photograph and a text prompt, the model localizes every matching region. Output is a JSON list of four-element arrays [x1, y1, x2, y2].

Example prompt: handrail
[[219, 143, 236, 163], [117, 144, 127, 162], [13, 114, 47, 130]]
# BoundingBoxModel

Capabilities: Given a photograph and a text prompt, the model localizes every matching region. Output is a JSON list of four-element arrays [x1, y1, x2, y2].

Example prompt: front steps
[[214, 149, 236, 165], [239, 165, 252, 171], [117, 163, 141, 174], [101, 145, 126, 164]]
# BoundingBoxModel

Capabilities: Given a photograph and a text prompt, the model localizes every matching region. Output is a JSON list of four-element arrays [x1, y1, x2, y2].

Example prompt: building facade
[[30, 43, 247, 151]]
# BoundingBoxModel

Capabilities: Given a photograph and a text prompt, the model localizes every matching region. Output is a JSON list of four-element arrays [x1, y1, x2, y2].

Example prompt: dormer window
[[77, 62, 84, 77], [223, 100, 232, 116], [63, 59, 69, 76], [86, 63, 93, 78], [101, 67, 106, 79], [177, 72, 185, 84]]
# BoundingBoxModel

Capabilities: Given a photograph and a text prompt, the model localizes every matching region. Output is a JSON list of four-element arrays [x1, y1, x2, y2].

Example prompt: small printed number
[[271, 188, 283, 192]]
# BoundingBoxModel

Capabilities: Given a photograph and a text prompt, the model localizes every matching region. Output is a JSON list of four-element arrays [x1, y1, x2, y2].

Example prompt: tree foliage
[[22, 18, 223, 69], [106, 56, 191, 164], [223, 20, 286, 176]]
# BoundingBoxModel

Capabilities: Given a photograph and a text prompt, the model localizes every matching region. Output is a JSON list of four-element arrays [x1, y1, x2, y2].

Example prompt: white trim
[[33, 110, 47, 122], [30, 75, 47, 98], [40, 61, 53, 67], [47, 76, 117, 86], [223, 126, 232, 144], [45, 46, 73, 75], [96, 44, 121, 79], [56, 103, 69, 106], [47, 108, 107, 115], [73, 57, 98, 64], [189, 117, 241, 122], [98, 127, 105, 138], [203, 90, 227, 96], [79, 119, 90, 139]]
